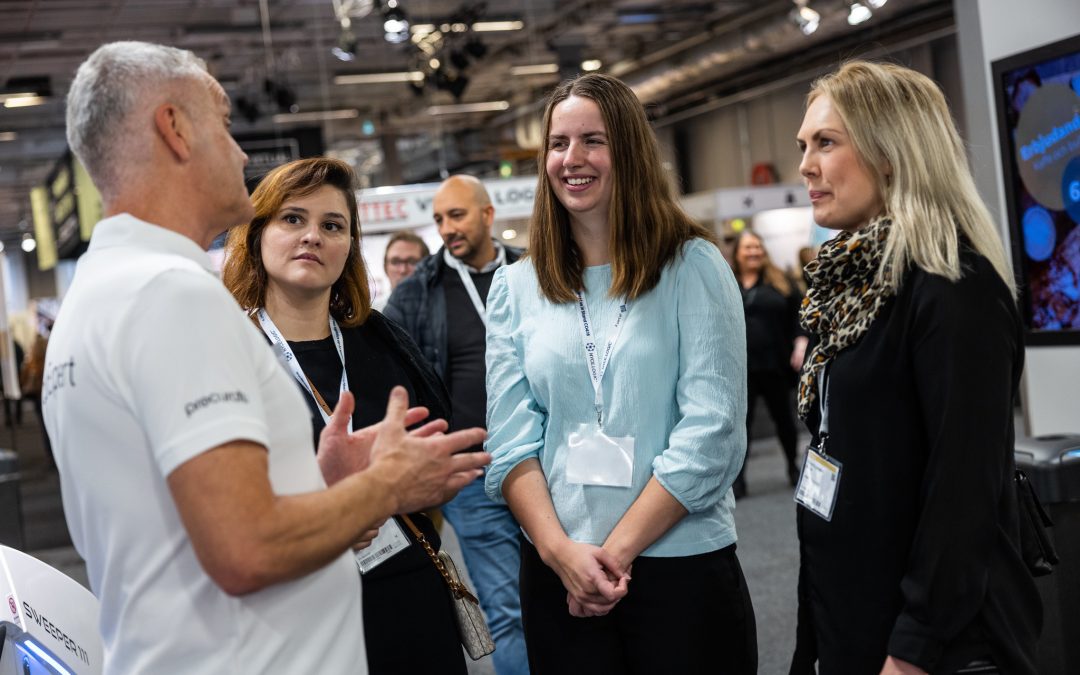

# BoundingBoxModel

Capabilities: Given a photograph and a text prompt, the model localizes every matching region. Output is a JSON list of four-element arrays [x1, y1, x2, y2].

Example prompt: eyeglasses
[[387, 257, 421, 268]]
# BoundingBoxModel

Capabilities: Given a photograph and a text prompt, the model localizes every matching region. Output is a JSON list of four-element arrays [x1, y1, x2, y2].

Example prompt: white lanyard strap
[[449, 260, 489, 329], [817, 365, 831, 445], [575, 291, 630, 427], [257, 309, 351, 433]]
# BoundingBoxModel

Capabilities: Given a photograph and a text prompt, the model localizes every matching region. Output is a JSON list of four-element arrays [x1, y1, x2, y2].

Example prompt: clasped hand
[[546, 540, 631, 618]]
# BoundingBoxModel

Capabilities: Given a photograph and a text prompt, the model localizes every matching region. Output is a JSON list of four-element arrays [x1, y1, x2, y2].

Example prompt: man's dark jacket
[[383, 244, 524, 378]]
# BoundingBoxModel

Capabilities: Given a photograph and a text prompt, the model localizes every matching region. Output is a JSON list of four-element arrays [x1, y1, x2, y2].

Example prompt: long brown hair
[[530, 73, 716, 303], [731, 231, 792, 296], [222, 157, 371, 327]]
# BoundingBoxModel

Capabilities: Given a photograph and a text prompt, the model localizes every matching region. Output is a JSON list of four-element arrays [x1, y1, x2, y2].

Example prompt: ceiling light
[[410, 23, 436, 34], [429, 58, 441, 69], [272, 108, 360, 123], [3, 95, 47, 108], [333, 29, 358, 61], [472, 21, 524, 32], [501, 229, 518, 240], [0, 132, 16, 142], [21, 235, 36, 253], [847, 1, 872, 25], [867, 0, 887, 7], [510, 63, 559, 76], [790, 3, 820, 35], [335, 71, 424, 85], [0, 92, 35, 103], [427, 101, 510, 115], [383, 3, 410, 43], [581, 59, 602, 72]]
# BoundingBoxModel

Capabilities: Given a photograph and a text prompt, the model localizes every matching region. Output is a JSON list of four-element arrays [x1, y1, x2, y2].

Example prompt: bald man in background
[[385, 175, 529, 675]]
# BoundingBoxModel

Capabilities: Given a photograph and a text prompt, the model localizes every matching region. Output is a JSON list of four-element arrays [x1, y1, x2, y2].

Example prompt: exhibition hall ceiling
[[0, 0, 949, 237]]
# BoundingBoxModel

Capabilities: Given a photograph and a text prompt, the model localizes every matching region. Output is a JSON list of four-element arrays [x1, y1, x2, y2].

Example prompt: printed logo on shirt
[[40, 357, 77, 406], [184, 390, 249, 417]]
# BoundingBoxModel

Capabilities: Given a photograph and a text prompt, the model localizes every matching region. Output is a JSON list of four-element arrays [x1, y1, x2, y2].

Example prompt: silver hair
[[66, 41, 207, 199]]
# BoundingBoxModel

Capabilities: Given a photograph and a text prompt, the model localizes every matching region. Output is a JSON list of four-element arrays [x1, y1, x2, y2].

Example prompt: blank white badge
[[565, 423, 634, 488]]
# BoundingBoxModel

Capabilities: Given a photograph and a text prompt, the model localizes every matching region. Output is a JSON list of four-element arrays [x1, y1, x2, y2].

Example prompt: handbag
[[400, 515, 496, 660], [1015, 469, 1059, 577]]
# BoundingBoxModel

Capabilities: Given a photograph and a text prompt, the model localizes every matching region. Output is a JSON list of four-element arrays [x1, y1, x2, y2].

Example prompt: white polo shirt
[[42, 214, 366, 674]]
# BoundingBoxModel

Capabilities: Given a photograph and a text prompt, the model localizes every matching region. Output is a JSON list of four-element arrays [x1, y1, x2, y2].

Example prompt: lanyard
[[447, 258, 489, 329], [575, 291, 630, 427], [817, 365, 831, 451], [257, 308, 351, 433]]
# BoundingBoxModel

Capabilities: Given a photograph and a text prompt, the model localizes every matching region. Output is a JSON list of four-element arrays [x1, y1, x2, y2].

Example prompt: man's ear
[[482, 203, 495, 229], [153, 102, 192, 162]]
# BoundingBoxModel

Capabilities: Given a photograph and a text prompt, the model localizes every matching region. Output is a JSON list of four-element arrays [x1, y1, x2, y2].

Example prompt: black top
[[288, 310, 453, 581], [791, 248, 1041, 675], [741, 276, 803, 374], [442, 258, 496, 449]]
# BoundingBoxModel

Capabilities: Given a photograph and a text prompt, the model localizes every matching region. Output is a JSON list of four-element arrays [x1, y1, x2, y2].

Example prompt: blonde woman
[[790, 61, 1040, 675]]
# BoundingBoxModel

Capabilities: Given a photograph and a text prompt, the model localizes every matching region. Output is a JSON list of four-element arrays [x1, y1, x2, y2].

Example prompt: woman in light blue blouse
[[484, 73, 757, 674]]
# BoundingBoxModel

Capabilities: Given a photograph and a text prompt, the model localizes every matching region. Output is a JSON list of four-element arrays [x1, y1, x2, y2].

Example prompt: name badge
[[354, 517, 411, 573], [794, 448, 842, 522], [565, 423, 634, 488]]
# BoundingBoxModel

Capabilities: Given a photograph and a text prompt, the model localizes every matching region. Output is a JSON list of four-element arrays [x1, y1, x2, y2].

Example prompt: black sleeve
[[886, 265, 1019, 669], [381, 277, 415, 330], [372, 311, 453, 426]]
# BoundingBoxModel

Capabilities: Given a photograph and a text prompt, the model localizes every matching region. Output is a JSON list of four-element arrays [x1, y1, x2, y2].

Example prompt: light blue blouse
[[484, 238, 748, 557]]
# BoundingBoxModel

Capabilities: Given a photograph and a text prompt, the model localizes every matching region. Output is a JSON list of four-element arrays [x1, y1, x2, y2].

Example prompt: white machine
[[0, 546, 101, 675]]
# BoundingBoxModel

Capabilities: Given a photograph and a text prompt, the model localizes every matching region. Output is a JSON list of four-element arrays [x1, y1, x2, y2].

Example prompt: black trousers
[[520, 539, 758, 675], [738, 370, 799, 491]]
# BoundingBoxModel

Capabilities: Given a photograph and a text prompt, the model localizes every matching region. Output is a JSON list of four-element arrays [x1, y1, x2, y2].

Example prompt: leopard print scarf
[[797, 217, 894, 420]]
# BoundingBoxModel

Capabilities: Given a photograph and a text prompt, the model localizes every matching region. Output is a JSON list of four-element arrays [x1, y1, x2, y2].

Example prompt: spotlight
[[236, 95, 260, 124], [264, 79, 299, 113], [790, 2, 820, 35], [383, 2, 410, 43], [847, 1, 872, 25], [333, 29, 358, 61], [21, 235, 35, 253], [464, 38, 487, 60], [449, 49, 470, 70], [581, 59, 602, 72], [433, 67, 469, 100]]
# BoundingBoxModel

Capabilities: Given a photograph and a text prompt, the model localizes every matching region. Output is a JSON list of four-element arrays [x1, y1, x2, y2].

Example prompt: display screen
[[993, 33, 1080, 344]]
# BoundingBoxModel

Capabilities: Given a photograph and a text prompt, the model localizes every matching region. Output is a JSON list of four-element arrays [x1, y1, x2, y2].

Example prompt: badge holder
[[354, 517, 411, 574], [794, 367, 842, 522], [565, 423, 634, 488], [794, 442, 842, 522]]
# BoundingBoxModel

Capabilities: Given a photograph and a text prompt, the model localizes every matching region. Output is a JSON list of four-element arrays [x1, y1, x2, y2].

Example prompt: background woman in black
[[791, 61, 1040, 675], [730, 230, 806, 496], [224, 158, 467, 675]]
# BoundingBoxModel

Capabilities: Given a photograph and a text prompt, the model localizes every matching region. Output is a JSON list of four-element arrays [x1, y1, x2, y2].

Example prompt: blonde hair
[[808, 60, 1015, 296]]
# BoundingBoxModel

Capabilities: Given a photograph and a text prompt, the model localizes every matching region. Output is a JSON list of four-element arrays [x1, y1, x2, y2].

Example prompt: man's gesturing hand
[[317, 391, 437, 486], [368, 386, 490, 514]]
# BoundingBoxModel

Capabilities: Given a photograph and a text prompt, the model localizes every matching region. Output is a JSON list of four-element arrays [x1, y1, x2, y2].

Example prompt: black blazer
[[791, 247, 1041, 675]]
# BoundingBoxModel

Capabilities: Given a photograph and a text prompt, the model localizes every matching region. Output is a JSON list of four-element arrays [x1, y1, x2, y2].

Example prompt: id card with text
[[794, 448, 842, 522], [565, 423, 635, 488], [355, 517, 411, 573]]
